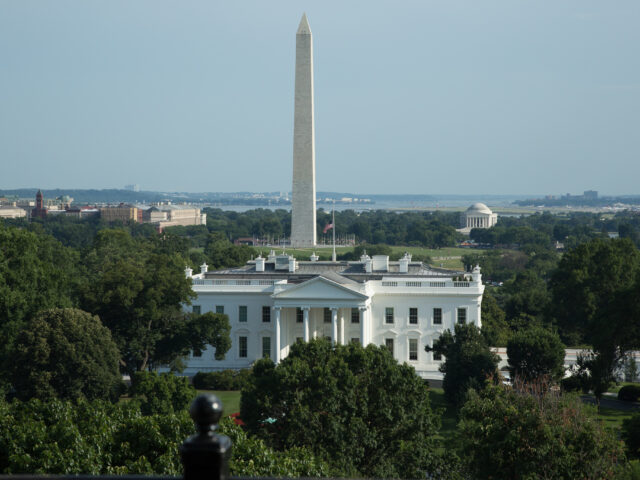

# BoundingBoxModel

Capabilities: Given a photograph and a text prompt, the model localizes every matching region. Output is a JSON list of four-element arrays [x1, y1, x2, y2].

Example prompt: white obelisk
[[290, 13, 316, 247]]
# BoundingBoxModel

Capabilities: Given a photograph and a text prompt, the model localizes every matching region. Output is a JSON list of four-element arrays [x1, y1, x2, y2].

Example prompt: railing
[[192, 279, 275, 286], [379, 280, 473, 288]]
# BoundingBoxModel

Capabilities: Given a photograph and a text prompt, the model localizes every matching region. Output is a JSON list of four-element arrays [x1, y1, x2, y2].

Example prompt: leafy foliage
[[623, 413, 640, 460], [507, 326, 565, 382], [0, 397, 329, 476], [129, 372, 196, 415], [6, 308, 121, 401], [79, 229, 213, 375], [240, 339, 451, 478], [192, 369, 251, 391], [428, 323, 500, 407], [458, 384, 625, 480]]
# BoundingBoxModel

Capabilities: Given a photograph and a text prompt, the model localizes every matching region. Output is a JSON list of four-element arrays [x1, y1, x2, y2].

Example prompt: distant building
[[583, 190, 598, 199], [100, 204, 140, 223], [31, 190, 47, 219], [141, 205, 206, 231], [460, 203, 498, 231], [0, 206, 27, 219], [124, 184, 140, 192]]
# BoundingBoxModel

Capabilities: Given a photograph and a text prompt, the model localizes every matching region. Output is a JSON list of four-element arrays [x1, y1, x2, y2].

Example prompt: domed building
[[460, 203, 498, 229]]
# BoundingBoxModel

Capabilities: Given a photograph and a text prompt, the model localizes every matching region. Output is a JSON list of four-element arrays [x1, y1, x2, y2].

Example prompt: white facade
[[460, 203, 498, 230], [183, 253, 483, 380]]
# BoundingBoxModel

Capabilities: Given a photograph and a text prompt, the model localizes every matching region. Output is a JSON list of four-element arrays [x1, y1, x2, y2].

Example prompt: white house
[[182, 251, 484, 380]]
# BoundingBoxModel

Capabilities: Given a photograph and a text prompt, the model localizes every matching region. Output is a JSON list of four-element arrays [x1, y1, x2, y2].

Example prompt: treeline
[[203, 208, 462, 248]]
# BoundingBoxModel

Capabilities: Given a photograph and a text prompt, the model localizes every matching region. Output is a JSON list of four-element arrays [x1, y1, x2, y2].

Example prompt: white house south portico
[[184, 252, 484, 380]]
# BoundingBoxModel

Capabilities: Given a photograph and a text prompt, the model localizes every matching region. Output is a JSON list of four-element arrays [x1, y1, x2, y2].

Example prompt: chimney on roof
[[256, 255, 265, 272], [288, 256, 297, 272], [200, 263, 208, 274], [185, 266, 193, 278], [399, 253, 410, 273]]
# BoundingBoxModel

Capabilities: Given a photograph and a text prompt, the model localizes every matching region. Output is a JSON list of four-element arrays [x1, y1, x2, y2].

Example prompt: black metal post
[[180, 394, 232, 480]]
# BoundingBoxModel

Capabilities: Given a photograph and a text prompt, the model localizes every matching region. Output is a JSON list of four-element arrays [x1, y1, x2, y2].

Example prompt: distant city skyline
[[1, 1, 639, 195]]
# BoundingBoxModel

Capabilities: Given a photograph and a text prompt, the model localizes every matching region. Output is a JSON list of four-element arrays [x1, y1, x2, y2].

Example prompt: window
[[296, 307, 303, 323], [215, 305, 224, 314], [193, 349, 202, 357], [433, 308, 442, 325], [409, 307, 418, 325], [385, 307, 394, 324], [324, 308, 332, 323], [385, 338, 394, 357], [351, 337, 360, 345], [192, 305, 201, 315], [239, 336, 247, 358], [457, 308, 467, 324], [409, 338, 418, 361], [262, 306, 271, 323], [262, 336, 271, 358], [351, 308, 360, 323], [239, 305, 247, 323], [296, 337, 303, 343], [433, 351, 442, 361]]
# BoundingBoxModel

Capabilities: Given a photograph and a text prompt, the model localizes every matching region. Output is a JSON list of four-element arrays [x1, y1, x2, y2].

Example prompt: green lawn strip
[[196, 390, 242, 416], [428, 387, 458, 446]]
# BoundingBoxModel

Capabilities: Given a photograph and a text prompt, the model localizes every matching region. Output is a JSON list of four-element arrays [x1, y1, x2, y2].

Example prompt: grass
[[428, 387, 458, 445], [597, 404, 634, 430], [196, 390, 242, 416], [607, 382, 638, 394]]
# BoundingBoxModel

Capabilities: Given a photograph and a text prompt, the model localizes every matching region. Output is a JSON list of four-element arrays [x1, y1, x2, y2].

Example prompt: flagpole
[[332, 199, 336, 261]]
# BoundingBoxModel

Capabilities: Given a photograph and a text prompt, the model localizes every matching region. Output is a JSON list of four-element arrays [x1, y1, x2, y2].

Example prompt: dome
[[467, 203, 492, 214]]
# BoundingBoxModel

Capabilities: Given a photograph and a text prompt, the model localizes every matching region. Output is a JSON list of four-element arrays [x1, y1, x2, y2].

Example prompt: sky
[[1, 1, 639, 196]]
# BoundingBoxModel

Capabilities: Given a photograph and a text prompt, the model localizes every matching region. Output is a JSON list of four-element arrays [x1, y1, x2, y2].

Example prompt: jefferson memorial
[[460, 203, 498, 230]]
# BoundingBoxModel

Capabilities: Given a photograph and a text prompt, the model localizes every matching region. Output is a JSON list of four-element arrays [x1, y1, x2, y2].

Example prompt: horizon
[[2, 1, 639, 195]]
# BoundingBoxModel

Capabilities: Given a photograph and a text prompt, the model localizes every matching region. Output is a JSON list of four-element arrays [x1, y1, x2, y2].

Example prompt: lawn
[[428, 387, 458, 445], [196, 390, 242, 416]]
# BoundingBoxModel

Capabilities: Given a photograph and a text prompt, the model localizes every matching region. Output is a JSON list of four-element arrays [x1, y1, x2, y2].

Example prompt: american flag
[[323, 223, 334, 234]]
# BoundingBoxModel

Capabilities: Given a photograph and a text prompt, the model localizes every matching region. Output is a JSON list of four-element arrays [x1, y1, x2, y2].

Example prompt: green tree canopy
[[80, 229, 211, 375], [428, 323, 500, 407], [458, 384, 624, 480], [6, 308, 121, 401], [507, 326, 565, 382], [550, 237, 640, 348], [240, 339, 449, 479]]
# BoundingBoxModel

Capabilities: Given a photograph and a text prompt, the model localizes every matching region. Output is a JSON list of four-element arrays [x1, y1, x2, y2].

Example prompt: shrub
[[561, 375, 584, 393], [129, 372, 196, 415], [619, 385, 640, 402], [192, 369, 251, 391], [623, 413, 640, 459]]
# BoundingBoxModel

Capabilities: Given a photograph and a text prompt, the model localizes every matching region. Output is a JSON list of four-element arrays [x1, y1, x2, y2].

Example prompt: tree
[[458, 384, 625, 479], [6, 308, 121, 401], [204, 232, 254, 269], [570, 350, 621, 410], [550, 238, 640, 348], [79, 229, 226, 376], [507, 326, 565, 382], [240, 340, 450, 479], [480, 290, 510, 346], [427, 323, 500, 407], [622, 413, 640, 460], [0, 397, 329, 477]]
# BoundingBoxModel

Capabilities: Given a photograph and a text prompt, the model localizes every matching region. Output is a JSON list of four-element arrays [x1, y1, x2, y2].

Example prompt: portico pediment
[[272, 276, 368, 302]]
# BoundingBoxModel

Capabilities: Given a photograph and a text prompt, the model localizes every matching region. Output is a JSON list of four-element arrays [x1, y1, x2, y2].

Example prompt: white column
[[339, 310, 345, 345], [303, 306, 310, 342], [359, 306, 367, 346], [274, 307, 281, 363], [331, 307, 338, 346]]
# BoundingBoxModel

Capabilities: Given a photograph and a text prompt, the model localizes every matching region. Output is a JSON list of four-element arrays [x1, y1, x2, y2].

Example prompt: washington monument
[[290, 13, 316, 247]]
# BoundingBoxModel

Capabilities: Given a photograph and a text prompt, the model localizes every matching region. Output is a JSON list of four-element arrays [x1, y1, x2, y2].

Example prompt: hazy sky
[[1, 1, 639, 195]]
